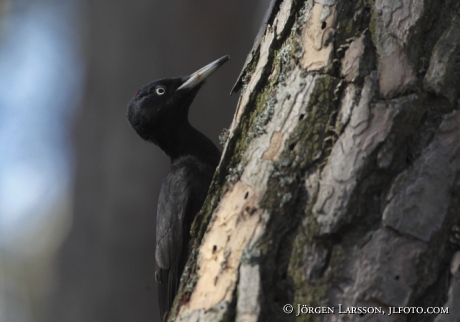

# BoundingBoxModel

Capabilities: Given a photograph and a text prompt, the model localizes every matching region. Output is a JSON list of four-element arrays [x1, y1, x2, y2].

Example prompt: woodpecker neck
[[153, 120, 220, 166]]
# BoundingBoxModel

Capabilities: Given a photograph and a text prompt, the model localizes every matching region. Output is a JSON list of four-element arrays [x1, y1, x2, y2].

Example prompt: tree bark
[[169, 0, 460, 321]]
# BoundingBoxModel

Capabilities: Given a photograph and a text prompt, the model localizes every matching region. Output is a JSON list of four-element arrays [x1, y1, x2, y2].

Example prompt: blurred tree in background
[[0, 0, 82, 321]]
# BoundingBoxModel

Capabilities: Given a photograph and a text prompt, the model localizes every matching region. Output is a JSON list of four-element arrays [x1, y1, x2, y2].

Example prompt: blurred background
[[0, 0, 270, 321]]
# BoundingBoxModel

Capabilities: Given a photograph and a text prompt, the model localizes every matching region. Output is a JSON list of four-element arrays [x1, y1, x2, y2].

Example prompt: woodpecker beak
[[176, 55, 230, 91]]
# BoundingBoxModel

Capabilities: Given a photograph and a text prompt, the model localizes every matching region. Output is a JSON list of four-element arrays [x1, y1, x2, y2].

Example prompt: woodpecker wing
[[155, 156, 215, 320], [155, 163, 192, 319], [155, 167, 190, 270]]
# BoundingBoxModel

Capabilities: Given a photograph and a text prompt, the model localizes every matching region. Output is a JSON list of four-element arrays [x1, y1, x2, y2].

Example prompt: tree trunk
[[169, 0, 460, 321]]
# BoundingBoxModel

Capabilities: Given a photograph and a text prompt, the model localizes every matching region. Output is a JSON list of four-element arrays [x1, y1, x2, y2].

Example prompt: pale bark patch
[[337, 84, 357, 126], [263, 131, 284, 160], [341, 34, 365, 82], [301, 2, 336, 71], [182, 181, 262, 312], [235, 264, 261, 322], [274, 0, 293, 38], [378, 37, 417, 98]]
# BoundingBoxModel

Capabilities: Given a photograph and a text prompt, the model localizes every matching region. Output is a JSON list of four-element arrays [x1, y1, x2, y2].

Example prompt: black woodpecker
[[126, 55, 229, 320]]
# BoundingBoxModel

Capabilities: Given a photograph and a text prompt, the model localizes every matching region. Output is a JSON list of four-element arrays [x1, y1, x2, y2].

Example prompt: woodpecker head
[[127, 55, 229, 143]]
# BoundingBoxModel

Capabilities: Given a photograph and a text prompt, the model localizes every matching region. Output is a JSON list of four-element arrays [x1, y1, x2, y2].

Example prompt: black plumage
[[126, 55, 229, 320]]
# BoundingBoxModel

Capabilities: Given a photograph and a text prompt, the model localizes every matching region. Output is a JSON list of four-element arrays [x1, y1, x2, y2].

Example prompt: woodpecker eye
[[155, 86, 166, 95]]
